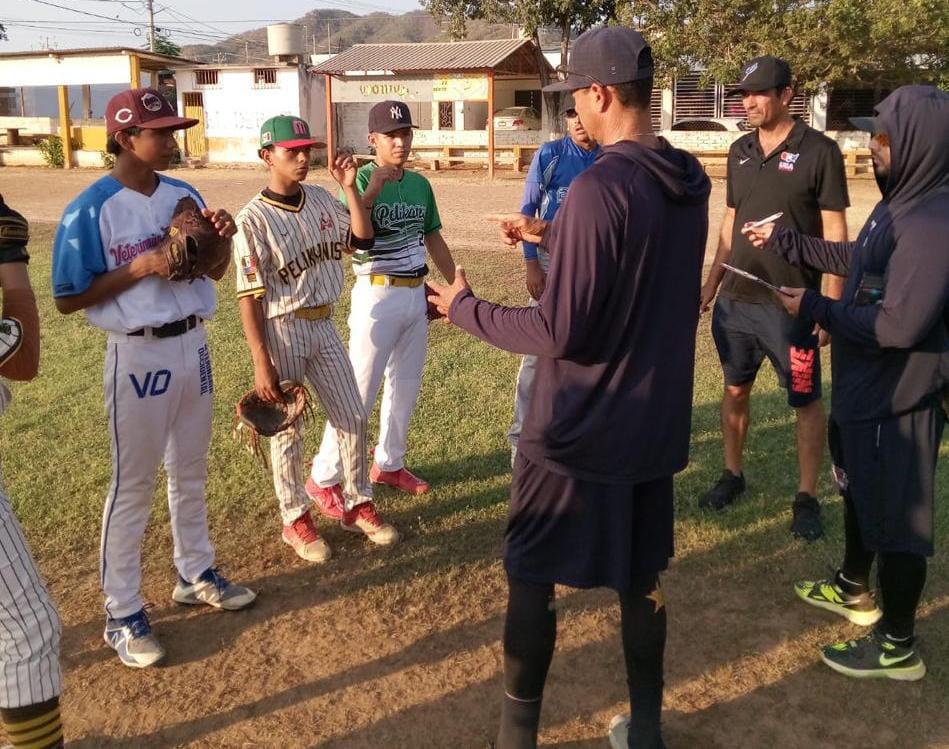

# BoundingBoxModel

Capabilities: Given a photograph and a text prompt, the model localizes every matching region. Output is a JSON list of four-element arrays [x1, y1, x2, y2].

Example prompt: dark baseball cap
[[543, 27, 654, 93], [560, 93, 578, 116], [726, 56, 792, 96], [106, 87, 197, 135], [368, 100, 417, 134], [849, 116, 882, 134], [259, 115, 325, 149]]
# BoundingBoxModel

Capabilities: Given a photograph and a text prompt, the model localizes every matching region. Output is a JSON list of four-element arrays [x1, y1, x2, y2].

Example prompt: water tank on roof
[[267, 24, 305, 58]]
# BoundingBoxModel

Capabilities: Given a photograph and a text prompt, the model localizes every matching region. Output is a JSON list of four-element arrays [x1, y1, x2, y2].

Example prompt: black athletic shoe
[[791, 492, 823, 541], [821, 630, 926, 681], [698, 469, 745, 510]]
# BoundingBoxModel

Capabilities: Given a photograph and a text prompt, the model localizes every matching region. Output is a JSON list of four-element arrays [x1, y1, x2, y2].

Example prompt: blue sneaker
[[103, 609, 165, 668], [172, 567, 257, 611]]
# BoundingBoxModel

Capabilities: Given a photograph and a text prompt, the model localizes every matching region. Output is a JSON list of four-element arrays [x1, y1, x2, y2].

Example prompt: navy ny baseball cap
[[726, 56, 792, 96], [543, 27, 654, 93], [106, 87, 197, 135], [849, 116, 882, 134], [368, 101, 417, 134]]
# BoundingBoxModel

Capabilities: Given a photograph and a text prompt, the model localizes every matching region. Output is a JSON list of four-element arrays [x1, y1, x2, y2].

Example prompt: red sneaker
[[305, 478, 345, 521], [282, 510, 332, 563], [369, 465, 430, 495], [341, 502, 400, 545]]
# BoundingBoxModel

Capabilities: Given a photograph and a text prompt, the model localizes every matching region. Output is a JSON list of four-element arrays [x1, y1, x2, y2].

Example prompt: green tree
[[150, 32, 182, 58], [616, 0, 948, 90], [424, 0, 617, 125]]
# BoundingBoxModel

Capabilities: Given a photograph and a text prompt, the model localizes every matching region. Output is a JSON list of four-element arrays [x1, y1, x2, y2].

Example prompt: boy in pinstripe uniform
[[234, 116, 399, 562], [0, 196, 63, 748]]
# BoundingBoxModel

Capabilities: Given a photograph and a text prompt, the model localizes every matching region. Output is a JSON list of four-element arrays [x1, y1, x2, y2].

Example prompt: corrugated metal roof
[[316, 39, 543, 73]]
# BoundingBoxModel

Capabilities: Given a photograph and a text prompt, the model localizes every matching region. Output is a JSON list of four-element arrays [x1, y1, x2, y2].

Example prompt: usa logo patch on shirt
[[778, 151, 799, 172]]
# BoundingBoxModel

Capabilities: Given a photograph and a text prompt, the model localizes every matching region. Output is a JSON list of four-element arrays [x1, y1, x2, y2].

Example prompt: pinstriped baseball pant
[[265, 315, 371, 524], [0, 486, 61, 709]]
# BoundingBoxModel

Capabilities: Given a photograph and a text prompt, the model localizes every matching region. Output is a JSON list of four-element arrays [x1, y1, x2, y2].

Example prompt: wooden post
[[487, 70, 495, 179], [81, 85, 92, 120], [129, 54, 141, 88], [57, 85, 73, 170], [324, 74, 335, 167]]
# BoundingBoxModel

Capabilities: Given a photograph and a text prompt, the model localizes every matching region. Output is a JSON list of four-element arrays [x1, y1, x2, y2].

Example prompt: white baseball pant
[[0, 486, 62, 708], [265, 315, 371, 523], [100, 325, 216, 620], [313, 278, 427, 484]]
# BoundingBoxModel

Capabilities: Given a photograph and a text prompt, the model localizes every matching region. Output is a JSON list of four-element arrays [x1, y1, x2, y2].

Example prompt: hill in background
[[179, 9, 545, 64]]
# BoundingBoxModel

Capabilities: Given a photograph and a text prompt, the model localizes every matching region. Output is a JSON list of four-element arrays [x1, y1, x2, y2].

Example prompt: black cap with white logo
[[368, 100, 417, 134], [726, 56, 792, 96]]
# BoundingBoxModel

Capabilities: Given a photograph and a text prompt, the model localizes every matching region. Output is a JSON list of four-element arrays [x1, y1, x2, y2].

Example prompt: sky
[[2, 0, 425, 53]]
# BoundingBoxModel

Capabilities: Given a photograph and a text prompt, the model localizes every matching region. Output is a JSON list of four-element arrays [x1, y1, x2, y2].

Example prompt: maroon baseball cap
[[106, 87, 198, 135]]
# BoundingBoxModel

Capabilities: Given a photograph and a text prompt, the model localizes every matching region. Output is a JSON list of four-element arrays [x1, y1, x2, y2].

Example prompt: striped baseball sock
[[1, 697, 63, 749]]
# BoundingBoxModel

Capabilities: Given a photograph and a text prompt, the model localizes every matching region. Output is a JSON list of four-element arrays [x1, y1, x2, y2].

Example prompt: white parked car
[[492, 107, 542, 131], [671, 117, 750, 131]]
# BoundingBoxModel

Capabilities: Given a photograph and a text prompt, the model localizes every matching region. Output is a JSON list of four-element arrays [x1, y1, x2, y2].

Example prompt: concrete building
[[317, 39, 556, 177], [173, 64, 327, 164], [0, 47, 195, 168]]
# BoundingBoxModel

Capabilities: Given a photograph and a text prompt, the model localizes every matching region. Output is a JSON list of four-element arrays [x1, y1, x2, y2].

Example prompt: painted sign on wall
[[432, 73, 489, 102]]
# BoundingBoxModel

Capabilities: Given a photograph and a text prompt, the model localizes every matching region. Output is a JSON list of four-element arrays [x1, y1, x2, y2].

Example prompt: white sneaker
[[173, 567, 257, 611], [104, 610, 165, 668], [609, 715, 630, 749]]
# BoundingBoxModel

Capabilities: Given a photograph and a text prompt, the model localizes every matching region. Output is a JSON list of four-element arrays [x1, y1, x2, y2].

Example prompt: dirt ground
[[1, 166, 934, 749]]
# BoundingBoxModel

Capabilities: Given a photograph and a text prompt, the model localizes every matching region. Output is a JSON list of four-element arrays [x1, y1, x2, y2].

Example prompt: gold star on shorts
[[646, 581, 665, 613]]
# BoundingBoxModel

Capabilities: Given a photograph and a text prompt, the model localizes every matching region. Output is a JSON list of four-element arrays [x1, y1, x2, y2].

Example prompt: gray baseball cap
[[849, 116, 882, 134], [544, 27, 654, 93]]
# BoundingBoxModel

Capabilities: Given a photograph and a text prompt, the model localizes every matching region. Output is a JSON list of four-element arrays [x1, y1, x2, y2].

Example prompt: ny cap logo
[[390, 105, 403, 120], [141, 92, 164, 112], [741, 62, 759, 81], [291, 119, 308, 135]]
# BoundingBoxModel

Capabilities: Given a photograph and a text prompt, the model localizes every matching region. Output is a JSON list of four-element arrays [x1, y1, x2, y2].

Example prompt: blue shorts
[[712, 296, 822, 408]]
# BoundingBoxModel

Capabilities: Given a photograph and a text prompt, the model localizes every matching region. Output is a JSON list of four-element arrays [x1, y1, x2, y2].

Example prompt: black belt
[[129, 315, 198, 338]]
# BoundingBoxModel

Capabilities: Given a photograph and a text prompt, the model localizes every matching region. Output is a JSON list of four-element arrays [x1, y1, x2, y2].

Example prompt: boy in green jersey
[[309, 100, 455, 506]]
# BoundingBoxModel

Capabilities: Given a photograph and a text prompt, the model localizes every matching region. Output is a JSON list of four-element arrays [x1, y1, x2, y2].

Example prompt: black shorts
[[504, 453, 674, 592], [712, 296, 821, 407], [829, 407, 945, 556]]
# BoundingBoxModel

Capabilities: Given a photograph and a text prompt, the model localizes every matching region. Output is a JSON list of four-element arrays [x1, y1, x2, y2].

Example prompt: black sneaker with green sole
[[821, 630, 926, 681]]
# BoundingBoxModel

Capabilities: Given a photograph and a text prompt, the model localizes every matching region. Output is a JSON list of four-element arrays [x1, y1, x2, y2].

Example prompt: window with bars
[[194, 70, 219, 87], [438, 101, 454, 129], [649, 87, 662, 131], [253, 68, 278, 88], [673, 72, 717, 120]]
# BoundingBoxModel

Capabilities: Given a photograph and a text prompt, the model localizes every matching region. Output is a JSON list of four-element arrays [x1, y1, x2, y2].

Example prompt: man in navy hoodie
[[428, 26, 710, 749], [744, 85, 948, 681]]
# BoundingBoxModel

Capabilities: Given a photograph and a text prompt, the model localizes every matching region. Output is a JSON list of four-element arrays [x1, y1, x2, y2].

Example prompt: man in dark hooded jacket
[[427, 26, 710, 749], [743, 85, 948, 681]]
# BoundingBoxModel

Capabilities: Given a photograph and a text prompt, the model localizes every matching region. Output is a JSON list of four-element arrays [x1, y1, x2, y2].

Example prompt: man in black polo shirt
[[699, 56, 849, 540], [428, 26, 710, 749]]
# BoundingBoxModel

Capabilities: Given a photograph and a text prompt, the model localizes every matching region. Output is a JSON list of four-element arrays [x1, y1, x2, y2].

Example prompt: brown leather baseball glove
[[232, 380, 314, 465], [159, 196, 230, 281]]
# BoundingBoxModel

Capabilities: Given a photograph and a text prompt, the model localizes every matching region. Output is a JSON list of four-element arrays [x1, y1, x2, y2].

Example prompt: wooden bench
[[419, 144, 543, 172], [844, 147, 872, 177]]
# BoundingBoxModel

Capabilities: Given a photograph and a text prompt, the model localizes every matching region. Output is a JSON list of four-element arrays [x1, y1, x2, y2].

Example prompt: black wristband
[[0, 246, 29, 264], [350, 234, 375, 251]]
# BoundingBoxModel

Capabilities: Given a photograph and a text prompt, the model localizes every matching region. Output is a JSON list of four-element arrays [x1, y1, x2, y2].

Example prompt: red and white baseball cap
[[106, 87, 198, 135]]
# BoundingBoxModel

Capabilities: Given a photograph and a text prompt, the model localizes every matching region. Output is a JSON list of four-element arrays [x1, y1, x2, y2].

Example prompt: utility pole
[[245, 40, 250, 63], [146, 0, 156, 52], [327, 23, 331, 54]]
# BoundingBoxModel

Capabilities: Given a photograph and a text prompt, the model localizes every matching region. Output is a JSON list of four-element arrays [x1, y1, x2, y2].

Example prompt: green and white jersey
[[342, 163, 441, 277]]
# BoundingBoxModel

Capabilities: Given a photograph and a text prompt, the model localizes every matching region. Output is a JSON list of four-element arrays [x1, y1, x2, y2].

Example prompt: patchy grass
[[2, 223, 946, 748]]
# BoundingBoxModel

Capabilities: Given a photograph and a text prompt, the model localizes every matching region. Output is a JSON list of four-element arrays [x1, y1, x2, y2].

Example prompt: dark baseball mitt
[[159, 196, 230, 281], [233, 380, 314, 465]]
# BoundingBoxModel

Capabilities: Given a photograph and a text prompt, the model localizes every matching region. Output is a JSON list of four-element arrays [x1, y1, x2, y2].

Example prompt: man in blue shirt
[[509, 99, 599, 461]]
